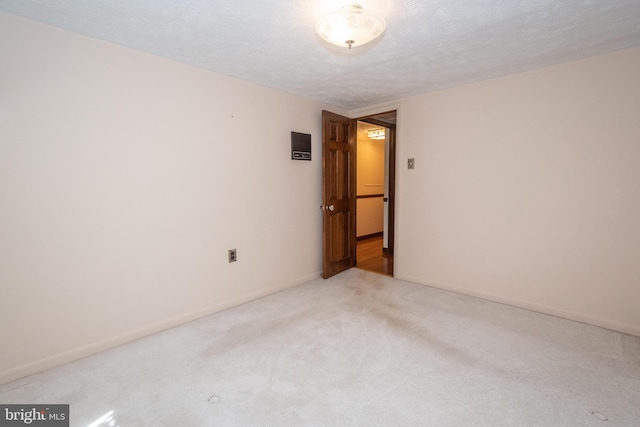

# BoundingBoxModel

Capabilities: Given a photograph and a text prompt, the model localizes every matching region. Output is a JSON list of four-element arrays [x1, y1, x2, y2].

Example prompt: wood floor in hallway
[[356, 235, 393, 276]]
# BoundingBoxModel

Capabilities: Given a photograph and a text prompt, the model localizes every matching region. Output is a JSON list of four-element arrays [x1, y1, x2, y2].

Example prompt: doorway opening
[[355, 111, 396, 276]]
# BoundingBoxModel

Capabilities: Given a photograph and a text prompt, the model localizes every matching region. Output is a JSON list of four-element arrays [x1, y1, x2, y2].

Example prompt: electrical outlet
[[228, 249, 237, 263], [408, 158, 415, 169]]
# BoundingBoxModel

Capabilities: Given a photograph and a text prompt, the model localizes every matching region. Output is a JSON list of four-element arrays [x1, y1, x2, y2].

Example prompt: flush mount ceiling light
[[367, 128, 385, 140], [316, 4, 386, 50]]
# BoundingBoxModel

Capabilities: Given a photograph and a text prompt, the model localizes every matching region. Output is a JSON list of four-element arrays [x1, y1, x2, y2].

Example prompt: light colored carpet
[[2, 269, 640, 426]]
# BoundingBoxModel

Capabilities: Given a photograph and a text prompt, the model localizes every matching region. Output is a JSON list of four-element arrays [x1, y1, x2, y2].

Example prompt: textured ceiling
[[2, 0, 640, 110]]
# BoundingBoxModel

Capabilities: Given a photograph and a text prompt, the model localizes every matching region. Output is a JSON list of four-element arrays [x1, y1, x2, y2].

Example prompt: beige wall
[[0, 12, 336, 383], [395, 46, 640, 336], [3, 10, 640, 386], [356, 198, 384, 237]]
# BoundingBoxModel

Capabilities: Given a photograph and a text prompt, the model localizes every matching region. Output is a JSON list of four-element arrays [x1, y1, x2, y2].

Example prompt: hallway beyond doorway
[[356, 235, 393, 276]]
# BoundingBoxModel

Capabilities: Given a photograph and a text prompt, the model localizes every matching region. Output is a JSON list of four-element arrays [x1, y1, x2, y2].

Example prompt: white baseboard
[[396, 274, 640, 338], [0, 272, 321, 386]]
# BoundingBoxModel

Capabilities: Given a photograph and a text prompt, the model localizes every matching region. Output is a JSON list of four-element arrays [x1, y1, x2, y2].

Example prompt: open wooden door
[[322, 110, 356, 279]]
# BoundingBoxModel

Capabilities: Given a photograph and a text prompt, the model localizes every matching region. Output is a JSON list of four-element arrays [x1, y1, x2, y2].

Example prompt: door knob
[[320, 204, 335, 211]]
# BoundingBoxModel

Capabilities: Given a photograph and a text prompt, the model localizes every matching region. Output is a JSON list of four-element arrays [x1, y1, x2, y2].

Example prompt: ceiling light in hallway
[[367, 128, 385, 140]]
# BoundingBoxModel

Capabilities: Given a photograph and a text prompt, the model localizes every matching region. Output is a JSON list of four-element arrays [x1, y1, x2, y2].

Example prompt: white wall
[[396, 46, 640, 336], [0, 12, 336, 383]]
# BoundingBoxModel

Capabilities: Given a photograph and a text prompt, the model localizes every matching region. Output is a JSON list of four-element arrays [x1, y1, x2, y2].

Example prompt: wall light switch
[[408, 158, 415, 169]]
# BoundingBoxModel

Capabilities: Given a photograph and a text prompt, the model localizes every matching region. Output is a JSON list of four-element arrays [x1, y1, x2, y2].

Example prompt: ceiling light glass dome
[[316, 4, 386, 50]]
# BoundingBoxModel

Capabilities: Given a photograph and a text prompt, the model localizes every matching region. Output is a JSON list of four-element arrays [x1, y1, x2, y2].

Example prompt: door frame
[[357, 111, 396, 255], [321, 109, 398, 279]]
